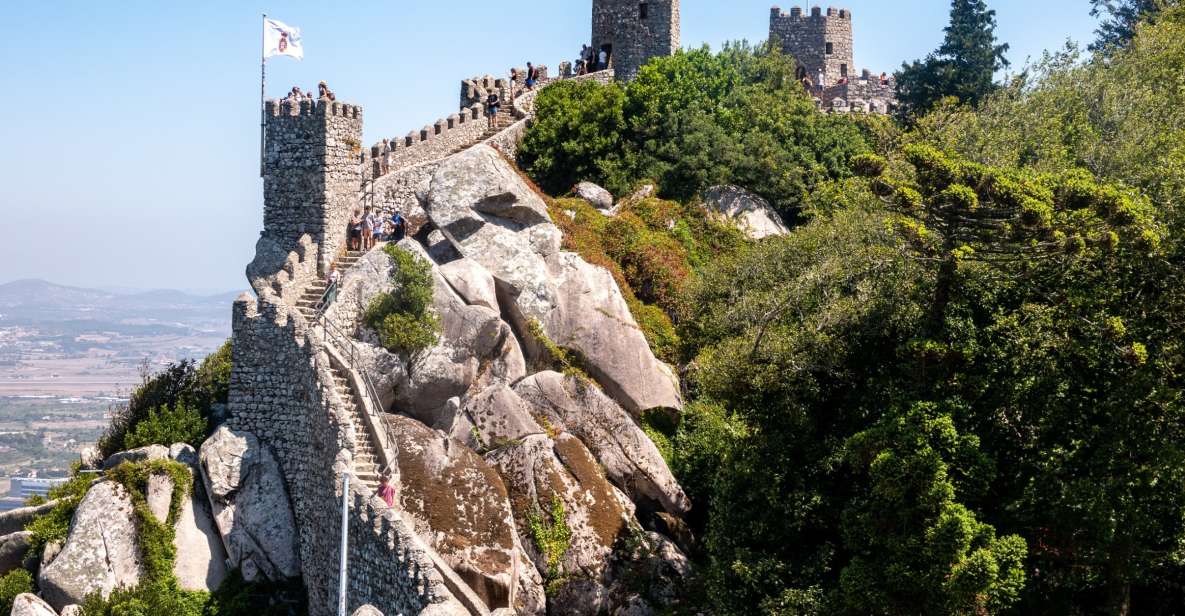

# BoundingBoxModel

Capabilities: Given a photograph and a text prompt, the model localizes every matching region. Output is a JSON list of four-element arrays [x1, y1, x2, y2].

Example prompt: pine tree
[[895, 0, 1010, 119], [1090, 0, 1173, 51]]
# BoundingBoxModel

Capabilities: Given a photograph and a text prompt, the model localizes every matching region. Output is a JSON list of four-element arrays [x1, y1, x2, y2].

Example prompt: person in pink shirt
[[378, 474, 397, 508]]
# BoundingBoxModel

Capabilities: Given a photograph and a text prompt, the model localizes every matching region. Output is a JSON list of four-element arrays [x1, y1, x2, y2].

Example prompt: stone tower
[[262, 99, 363, 275], [770, 6, 853, 88], [592, 0, 680, 81]]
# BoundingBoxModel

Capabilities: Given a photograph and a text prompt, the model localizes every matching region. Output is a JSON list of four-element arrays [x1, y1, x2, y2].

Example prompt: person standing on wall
[[390, 210, 407, 243], [362, 208, 378, 250], [349, 210, 363, 251], [525, 62, 538, 90], [485, 90, 501, 130], [598, 48, 608, 71]]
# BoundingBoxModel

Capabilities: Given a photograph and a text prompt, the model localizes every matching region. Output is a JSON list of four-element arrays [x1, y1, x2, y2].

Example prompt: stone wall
[[332, 461, 466, 615], [263, 99, 363, 276], [770, 6, 853, 88], [363, 105, 487, 183], [592, 0, 680, 81], [227, 295, 347, 614]]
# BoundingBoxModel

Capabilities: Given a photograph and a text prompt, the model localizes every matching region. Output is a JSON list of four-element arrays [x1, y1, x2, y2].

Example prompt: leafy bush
[[98, 340, 231, 458], [0, 569, 33, 615], [122, 403, 209, 451], [364, 245, 440, 355], [520, 42, 872, 222]]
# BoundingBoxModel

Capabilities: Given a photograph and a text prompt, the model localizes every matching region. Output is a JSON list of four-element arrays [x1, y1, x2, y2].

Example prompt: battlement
[[264, 98, 363, 120], [771, 6, 851, 21]]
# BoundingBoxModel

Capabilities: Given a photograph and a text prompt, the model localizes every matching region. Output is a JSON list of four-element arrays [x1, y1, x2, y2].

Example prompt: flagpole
[[260, 13, 267, 178]]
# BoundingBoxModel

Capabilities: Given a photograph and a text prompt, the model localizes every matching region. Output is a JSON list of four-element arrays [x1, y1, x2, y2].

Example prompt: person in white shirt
[[599, 49, 608, 70], [363, 208, 378, 250]]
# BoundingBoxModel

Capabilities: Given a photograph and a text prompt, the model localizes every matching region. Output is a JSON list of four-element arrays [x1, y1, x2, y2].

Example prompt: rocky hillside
[[322, 145, 700, 614]]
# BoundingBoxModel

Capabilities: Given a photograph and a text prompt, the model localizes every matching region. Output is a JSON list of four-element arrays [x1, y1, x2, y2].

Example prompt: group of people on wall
[[280, 80, 337, 105], [348, 208, 407, 252]]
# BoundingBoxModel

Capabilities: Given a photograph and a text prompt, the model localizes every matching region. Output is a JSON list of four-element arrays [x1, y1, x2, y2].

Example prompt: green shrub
[[0, 569, 33, 614], [122, 403, 209, 451], [526, 494, 572, 590], [98, 340, 231, 458], [26, 473, 95, 553], [364, 245, 440, 355]]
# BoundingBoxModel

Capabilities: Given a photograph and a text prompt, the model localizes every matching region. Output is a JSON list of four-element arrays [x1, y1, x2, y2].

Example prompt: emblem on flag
[[264, 18, 303, 60]]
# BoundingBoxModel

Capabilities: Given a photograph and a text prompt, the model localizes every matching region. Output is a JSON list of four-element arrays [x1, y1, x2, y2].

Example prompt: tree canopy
[[896, 0, 1010, 119]]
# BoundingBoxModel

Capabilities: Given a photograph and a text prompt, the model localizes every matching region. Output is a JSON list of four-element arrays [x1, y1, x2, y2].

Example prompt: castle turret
[[770, 6, 853, 88], [262, 98, 363, 275], [592, 0, 680, 81]]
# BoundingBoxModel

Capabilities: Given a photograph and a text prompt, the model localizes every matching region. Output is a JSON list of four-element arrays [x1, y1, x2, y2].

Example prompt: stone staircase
[[295, 249, 365, 321], [292, 248, 387, 491], [330, 365, 384, 490]]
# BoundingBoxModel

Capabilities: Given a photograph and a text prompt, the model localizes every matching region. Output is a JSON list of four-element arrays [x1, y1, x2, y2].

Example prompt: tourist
[[598, 48, 609, 70], [371, 210, 385, 243], [526, 62, 538, 89], [801, 76, 814, 91], [380, 138, 391, 175], [817, 69, 825, 88], [349, 210, 364, 251], [485, 91, 501, 130], [576, 59, 588, 76], [880, 72, 890, 86], [390, 210, 407, 242], [363, 208, 378, 250], [318, 80, 336, 101], [324, 267, 340, 308], [378, 474, 397, 509]]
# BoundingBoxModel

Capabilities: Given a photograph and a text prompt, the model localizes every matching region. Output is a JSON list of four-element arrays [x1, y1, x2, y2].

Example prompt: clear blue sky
[[0, 0, 1098, 293]]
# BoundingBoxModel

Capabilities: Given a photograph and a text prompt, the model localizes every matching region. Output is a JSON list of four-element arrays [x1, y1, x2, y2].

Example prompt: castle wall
[[263, 100, 363, 276], [229, 289, 456, 615], [771, 6, 853, 88], [593, 0, 680, 81]]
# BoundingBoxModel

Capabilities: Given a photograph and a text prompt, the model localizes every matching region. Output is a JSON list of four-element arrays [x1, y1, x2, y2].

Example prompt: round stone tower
[[770, 6, 853, 88], [592, 0, 680, 81]]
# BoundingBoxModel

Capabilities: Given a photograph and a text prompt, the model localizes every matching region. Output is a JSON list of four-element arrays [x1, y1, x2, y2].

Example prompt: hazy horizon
[[0, 0, 1098, 291]]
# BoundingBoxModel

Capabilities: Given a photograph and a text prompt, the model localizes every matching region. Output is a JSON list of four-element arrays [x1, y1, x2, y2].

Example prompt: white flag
[[263, 18, 303, 60]]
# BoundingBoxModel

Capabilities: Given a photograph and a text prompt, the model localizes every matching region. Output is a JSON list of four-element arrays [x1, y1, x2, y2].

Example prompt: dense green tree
[[519, 43, 871, 221], [896, 0, 1010, 119], [1090, 0, 1174, 51]]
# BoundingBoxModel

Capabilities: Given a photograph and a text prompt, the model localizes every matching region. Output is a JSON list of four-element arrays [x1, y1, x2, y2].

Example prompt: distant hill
[[0, 279, 246, 326]]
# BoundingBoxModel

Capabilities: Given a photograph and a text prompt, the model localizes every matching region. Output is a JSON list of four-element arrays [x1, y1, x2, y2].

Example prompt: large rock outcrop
[[169, 443, 229, 593], [701, 185, 790, 240], [418, 145, 681, 414], [10, 594, 56, 616], [0, 531, 33, 576], [513, 372, 690, 517], [199, 426, 300, 582], [38, 481, 143, 611], [384, 416, 545, 615], [486, 433, 636, 613]]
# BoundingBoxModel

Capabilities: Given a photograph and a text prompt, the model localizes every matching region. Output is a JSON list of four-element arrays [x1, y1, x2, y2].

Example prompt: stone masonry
[[593, 0, 680, 81], [263, 99, 363, 276], [770, 6, 897, 113]]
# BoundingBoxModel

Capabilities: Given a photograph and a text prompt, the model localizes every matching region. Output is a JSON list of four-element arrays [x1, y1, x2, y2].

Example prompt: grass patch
[[364, 245, 441, 355]]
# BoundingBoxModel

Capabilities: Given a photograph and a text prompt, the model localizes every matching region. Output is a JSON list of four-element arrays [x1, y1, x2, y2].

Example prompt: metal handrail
[[315, 294, 401, 476]]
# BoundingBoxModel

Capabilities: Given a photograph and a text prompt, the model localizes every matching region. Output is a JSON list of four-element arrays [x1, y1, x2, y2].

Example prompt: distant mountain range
[[0, 279, 245, 325]]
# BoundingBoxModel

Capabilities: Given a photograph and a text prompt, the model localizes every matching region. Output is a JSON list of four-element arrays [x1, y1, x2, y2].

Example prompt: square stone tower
[[770, 6, 853, 88], [262, 99, 363, 275], [592, 0, 680, 81]]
